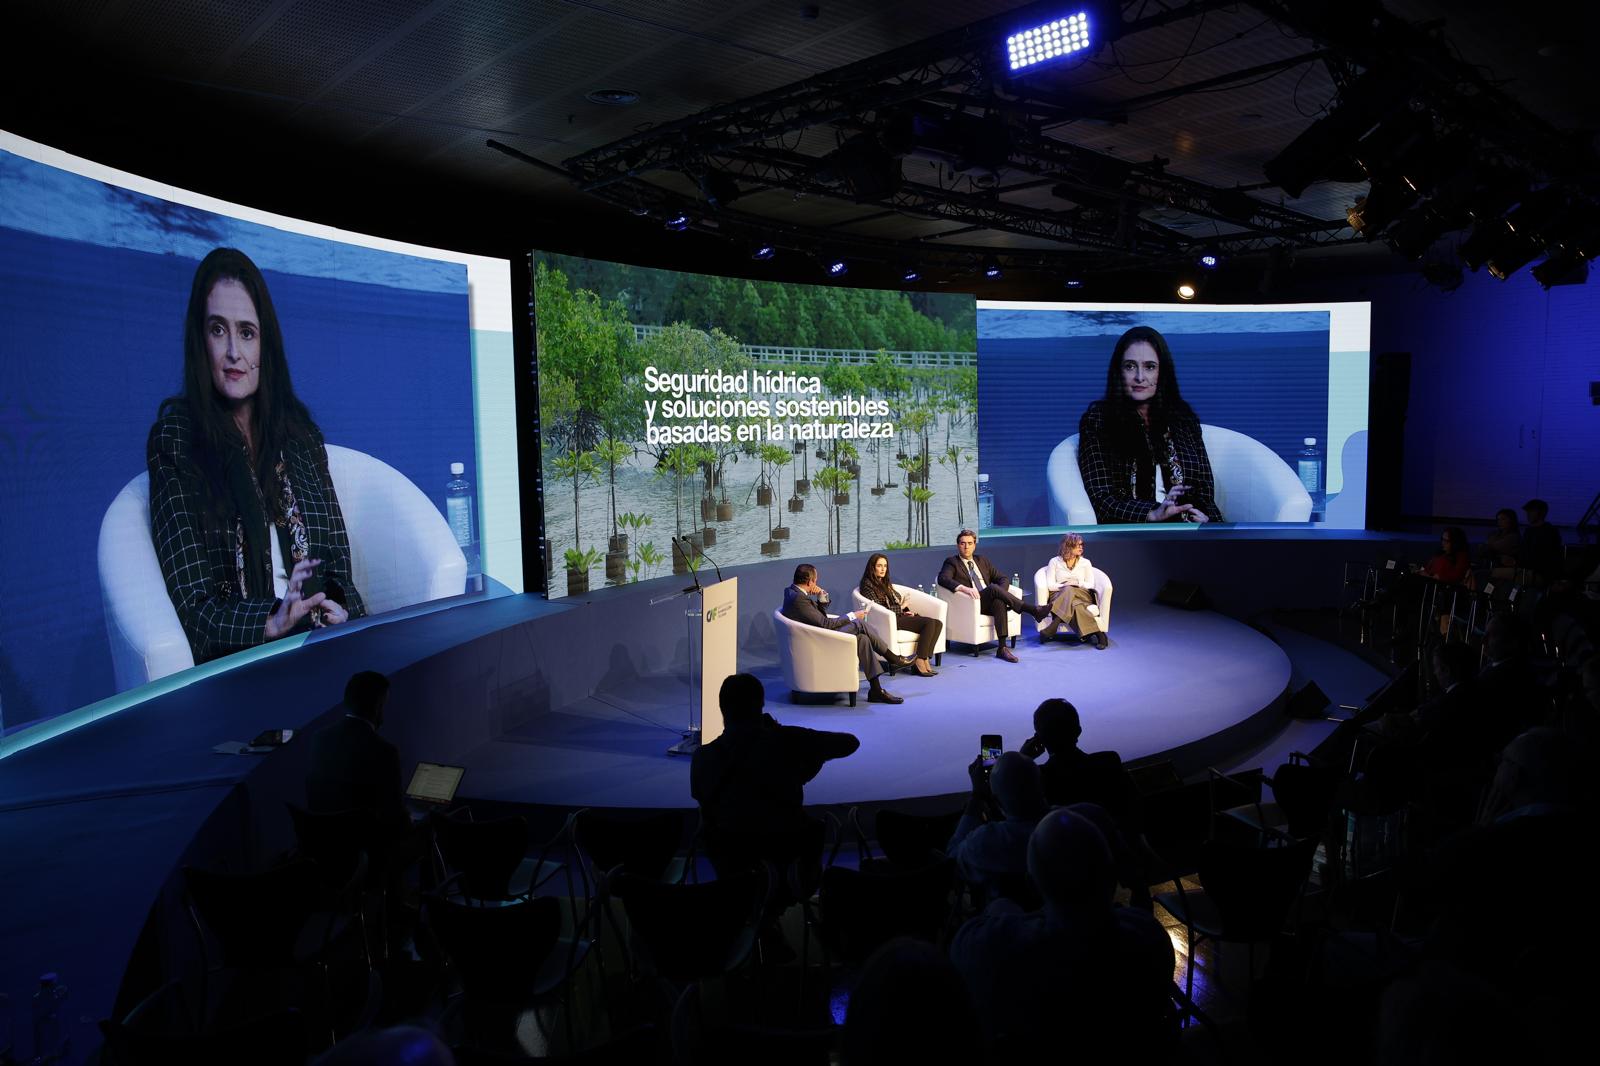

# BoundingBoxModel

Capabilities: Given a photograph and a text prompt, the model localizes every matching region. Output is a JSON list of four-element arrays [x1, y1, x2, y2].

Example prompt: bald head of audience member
[[1028, 807, 1116, 918], [990, 751, 1048, 822]]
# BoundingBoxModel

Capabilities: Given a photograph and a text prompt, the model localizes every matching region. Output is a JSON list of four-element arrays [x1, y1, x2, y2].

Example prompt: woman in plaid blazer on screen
[[1076, 325, 1223, 525], [147, 248, 365, 664]]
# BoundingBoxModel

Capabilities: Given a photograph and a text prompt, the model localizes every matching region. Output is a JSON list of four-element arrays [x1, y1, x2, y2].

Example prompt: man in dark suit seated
[[1021, 699, 1136, 818], [938, 529, 1051, 663], [307, 670, 408, 837], [782, 562, 909, 704], [691, 673, 860, 879]]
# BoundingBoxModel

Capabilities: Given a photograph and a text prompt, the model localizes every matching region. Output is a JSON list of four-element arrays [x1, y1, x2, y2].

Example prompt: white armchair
[[850, 584, 947, 667], [934, 583, 1021, 656], [98, 445, 468, 692], [772, 609, 863, 706], [1047, 425, 1313, 525], [1031, 564, 1114, 639]]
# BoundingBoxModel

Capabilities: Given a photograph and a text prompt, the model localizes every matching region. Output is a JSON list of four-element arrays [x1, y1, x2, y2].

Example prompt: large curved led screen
[[0, 132, 521, 732], [977, 300, 1371, 530], [533, 252, 978, 598]]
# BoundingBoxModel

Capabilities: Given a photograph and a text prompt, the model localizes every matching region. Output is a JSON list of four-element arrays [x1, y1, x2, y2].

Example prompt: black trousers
[[895, 612, 943, 658], [846, 620, 892, 680], [978, 584, 1030, 639]]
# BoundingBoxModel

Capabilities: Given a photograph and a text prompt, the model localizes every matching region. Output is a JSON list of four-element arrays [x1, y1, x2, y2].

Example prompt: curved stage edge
[[0, 527, 1425, 1046]]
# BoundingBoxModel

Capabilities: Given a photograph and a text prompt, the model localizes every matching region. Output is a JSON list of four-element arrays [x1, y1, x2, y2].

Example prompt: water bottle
[[1011, 572, 1021, 592], [976, 473, 995, 529], [446, 462, 479, 574], [1296, 438, 1325, 518], [30, 973, 66, 1065]]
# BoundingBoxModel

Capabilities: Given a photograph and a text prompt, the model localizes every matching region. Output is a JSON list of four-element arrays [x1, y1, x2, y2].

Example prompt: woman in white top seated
[[1041, 533, 1107, 649]]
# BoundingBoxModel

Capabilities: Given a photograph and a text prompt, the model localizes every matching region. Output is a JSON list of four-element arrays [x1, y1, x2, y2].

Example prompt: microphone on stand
[[697, 543, 725, 584], [672, 535, 703, 594]]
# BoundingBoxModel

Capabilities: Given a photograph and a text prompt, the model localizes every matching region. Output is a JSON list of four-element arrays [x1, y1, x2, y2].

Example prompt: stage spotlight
[[1386, 207, 1460, 261], [749, 242, 776, 260], [1263, 71, 1398, 198], [1531, 251, 1588, 289], [825, 257, 849, 277], [1347, 178, 1417, 240], [984, 260, 1003, 279], [1196, 248, 1221, 270], [901, 265, 922, 283], [664, 213, 690, 231], [1487, 235, 1543, 281], [1459, 218, 1511, 272], [1064, 278, 1084, 288], [1176, 281, 1197, 301], [1005, 11, 1093, 74]]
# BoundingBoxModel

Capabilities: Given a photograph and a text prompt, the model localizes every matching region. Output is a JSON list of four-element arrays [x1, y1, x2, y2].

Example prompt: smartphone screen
[[979, 734, 1003, 770]]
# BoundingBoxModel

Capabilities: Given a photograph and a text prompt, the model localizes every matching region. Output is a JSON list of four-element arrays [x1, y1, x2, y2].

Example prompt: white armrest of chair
[[98, 472, 196, 691], [850, 588, 900, 649], [896, 584, 948, 626]]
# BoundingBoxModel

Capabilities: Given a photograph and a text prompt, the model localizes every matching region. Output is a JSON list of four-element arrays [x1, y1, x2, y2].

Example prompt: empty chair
[[424, 894, 573, 1052], [1154, 836, 1319, 1003], [431, 811, 532, 903], [607, 868, 769, 985]]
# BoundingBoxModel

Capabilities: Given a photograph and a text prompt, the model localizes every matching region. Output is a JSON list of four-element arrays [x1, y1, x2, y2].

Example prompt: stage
[[0, 528, 1422, 1041], [454, 606, 1290, 809]]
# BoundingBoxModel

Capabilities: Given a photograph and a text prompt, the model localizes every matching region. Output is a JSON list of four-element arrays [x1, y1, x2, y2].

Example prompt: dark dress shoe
[[997, 646, 1019, 663], [887, 653, 916, 670], [914, 661, 938, 677], [1095, 632, 1109, 649], [1030, 604, 1053, 622], [868, 686, 904, 704]]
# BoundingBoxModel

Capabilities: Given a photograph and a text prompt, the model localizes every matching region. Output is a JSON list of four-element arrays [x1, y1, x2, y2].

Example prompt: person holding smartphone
[[782, 562, 911, 704]]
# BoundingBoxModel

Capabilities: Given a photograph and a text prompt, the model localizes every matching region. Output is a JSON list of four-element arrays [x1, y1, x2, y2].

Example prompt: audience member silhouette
[[1479, 507, 1521, 574], [306, 670, 408, 837], [1477, 612, 1548, 743], [949, 806, 1174, 1059], [690, 672, 860, 878], [1416, 728, 1587, 1059], [842, 938, 982, 1066], [946, 751, 1048, 902], [1020, 698, 1135, 818], [1519, 498, 1563, 584]]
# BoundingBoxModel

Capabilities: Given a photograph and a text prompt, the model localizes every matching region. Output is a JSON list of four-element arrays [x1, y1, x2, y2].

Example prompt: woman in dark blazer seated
[[147, 247, 365, 664], [1077, 325, 1223, 524], [858, 552, 941, 677]]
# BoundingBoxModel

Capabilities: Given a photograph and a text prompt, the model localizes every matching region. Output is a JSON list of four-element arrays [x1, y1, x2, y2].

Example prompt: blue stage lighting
[[1006, 12, 1091, 73], [664, 213, 690, 231], [1197, 250, 1220, 269], [750, 242, 775, 260], [826, 258, 849, 277], [984, 260, 1003, 279], [1064, 278, 1084, 288], [902, 266, 921, 283]]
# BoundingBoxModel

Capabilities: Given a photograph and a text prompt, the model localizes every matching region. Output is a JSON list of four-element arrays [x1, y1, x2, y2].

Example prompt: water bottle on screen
[[976, 473, 995, 529], [30, 973, 66, 1065], [1297, 438, 1325, 518], [446, 462, 480, 576], [1011, 572, 1021, 592]]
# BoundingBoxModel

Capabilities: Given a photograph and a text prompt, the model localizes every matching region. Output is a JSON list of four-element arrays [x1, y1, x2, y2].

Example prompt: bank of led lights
[[1006, 12, 1092, 73]]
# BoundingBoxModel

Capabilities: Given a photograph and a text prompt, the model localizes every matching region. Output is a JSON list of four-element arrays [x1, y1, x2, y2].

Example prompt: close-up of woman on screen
[[1076, 325, 1224, 524], [146, 247, 366, 663]]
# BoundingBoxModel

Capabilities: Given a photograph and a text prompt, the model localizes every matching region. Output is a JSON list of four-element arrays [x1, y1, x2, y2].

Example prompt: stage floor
[[456, 606, 1291, 810]]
